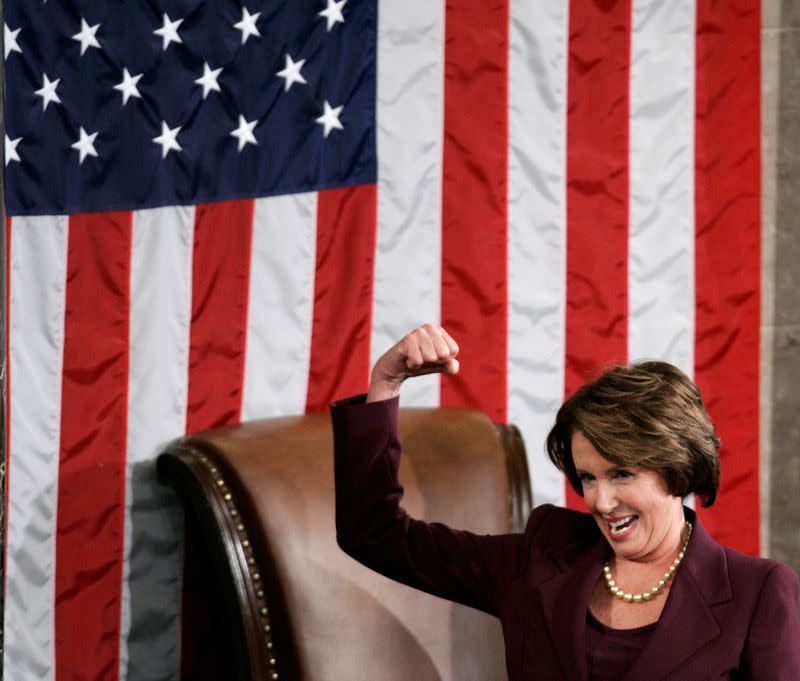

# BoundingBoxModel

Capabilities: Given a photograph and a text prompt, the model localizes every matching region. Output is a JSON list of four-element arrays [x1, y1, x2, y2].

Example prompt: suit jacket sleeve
[[739, 562, 800, 680], [331, 394, 528, 616]]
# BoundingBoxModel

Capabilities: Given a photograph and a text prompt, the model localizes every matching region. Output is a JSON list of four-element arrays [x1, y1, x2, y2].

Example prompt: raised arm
[[332, 325, 524, 616]]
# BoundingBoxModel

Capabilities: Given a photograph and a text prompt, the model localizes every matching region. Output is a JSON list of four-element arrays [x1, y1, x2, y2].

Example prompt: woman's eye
[[614, 470, 633, 479], [578, 473, 595, 482]]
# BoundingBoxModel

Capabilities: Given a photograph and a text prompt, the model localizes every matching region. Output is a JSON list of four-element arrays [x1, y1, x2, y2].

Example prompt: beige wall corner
[[762, 0, 800, 571]]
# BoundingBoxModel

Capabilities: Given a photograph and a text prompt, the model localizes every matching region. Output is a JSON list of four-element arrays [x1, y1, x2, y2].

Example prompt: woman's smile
[[606, 514, 639, 539], [571, 430, 685, 563]]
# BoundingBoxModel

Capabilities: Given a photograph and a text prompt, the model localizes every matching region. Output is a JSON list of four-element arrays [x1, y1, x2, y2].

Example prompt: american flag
[[3, 0, 760, 680]]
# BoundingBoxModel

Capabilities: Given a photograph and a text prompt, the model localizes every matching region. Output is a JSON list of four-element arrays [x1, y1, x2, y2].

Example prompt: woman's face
[[571, 430, 685, 563]]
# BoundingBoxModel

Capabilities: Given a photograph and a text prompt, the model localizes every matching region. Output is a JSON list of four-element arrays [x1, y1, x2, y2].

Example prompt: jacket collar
[[622, 509, 731, 680], [538, 529, 608, 681], [537, 507, 732, 681]]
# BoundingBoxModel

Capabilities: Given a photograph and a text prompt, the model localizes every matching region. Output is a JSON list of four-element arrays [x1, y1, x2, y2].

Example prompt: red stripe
[[694, 2, 761, 555], [440, 0, 509, 423], [56, 212, 132, 681], [185, 200, 254, 433], [564, 0, 631, 509], [306, 184, 377, 413], [182, 200, 254, 679]]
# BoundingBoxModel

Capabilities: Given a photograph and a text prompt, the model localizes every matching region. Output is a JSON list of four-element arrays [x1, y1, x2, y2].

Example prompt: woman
[[331, 324, 800, 680]]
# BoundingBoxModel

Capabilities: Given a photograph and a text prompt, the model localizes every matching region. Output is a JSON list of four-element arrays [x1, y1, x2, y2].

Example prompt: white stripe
[[507, 1, 570, 508], [241, 193, 317, 420], [119, 208, 194, 681], [5, 216, 69, 681], [370, 0, 444, 407], [628, 0, 695, 376]]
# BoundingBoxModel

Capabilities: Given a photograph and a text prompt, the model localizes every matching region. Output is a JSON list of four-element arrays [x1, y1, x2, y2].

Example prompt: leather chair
[[158, 407, 532, 681]]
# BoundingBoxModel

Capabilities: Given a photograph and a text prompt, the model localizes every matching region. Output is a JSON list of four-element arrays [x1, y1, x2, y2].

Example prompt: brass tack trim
[[189, 448, 278, 678]]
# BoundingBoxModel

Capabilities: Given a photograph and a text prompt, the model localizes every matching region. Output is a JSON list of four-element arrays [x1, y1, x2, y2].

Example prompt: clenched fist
[[367, 324, 460, 402]]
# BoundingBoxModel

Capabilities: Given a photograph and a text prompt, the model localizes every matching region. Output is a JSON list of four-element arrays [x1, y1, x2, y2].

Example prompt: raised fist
[[367, 324, 460, 402]]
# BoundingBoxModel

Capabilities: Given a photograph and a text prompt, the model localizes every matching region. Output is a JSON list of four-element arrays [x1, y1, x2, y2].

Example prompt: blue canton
[[3, 0, 377, 215]]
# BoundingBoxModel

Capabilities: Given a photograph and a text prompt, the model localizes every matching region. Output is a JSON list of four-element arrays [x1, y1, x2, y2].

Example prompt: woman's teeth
[[608, 516, 637, 535]]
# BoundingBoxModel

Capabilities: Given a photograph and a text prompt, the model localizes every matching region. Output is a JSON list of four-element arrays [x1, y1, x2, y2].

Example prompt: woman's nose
[[594, 482, 617, 514]]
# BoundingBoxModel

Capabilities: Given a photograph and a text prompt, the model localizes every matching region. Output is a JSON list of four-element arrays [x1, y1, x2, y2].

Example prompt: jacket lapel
[[622, 512, 732, 681], [538, 537, 608, 681]]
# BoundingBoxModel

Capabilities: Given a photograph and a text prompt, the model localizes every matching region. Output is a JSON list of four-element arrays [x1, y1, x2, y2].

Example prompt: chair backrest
[[158, 407, 531, 681]]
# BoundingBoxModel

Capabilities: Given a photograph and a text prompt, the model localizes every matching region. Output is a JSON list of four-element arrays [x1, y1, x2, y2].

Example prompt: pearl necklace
[[603, 521, 692, 603]]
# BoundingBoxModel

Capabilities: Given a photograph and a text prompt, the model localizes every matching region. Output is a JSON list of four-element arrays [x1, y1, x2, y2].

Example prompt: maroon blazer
[[332, 395, 800, 681]]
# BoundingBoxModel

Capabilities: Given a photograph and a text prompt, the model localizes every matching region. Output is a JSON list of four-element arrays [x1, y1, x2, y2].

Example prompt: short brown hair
[[546, 362, 721, 507]]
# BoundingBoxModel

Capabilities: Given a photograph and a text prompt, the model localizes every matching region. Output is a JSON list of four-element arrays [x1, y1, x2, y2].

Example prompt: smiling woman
[[569, 430, 690, 630], [571, 432, 686, 559], [547, 361, 721, 508], [545, 363, 721, 630], [332, 325, 800, 681]]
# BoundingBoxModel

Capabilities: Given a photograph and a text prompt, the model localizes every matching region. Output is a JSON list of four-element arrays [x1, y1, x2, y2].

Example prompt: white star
[[4, 24, 22, 59], [71, 127, 99, 164], [230, 115, 258, 151], [153, 121, 182, 159], [5, 135, 22, 166], [154, 13, 183, 51], [318, 0, 346, 31], [34, 73, 62, 111], [195, 62, 223, 99], [113, 68, 143, 106], [315, 100, 344, 138], [276, 54, 307, 92], [72, 18, 101, 56], [233, 7, 261, 45]]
